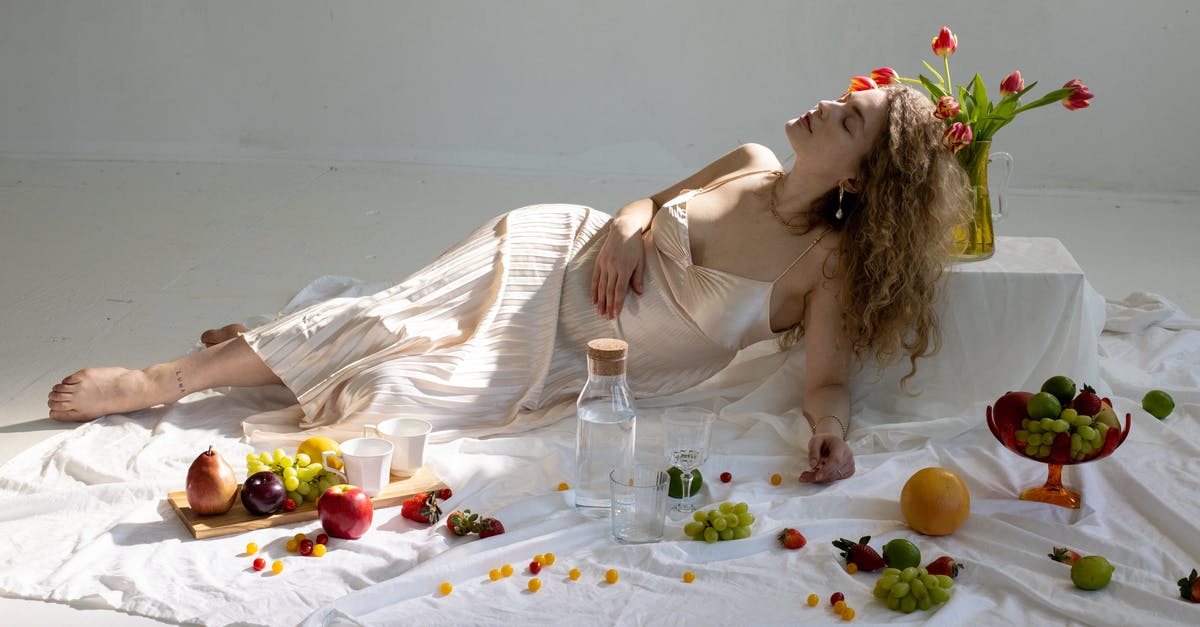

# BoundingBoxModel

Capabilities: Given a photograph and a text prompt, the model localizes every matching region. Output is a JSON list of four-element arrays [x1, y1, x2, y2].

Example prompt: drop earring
[[835, 186, 845, 220]]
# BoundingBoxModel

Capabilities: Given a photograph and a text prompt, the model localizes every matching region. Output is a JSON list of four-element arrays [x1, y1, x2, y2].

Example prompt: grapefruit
[[900, 467, 971, 536]]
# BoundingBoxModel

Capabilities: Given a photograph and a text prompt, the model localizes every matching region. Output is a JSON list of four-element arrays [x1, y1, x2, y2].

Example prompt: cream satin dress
[[241, 172, 827, 443]]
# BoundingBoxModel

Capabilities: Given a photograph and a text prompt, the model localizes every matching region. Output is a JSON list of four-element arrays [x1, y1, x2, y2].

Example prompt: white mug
[[364, 418, 431, 477], [322, 437, 394, 497]]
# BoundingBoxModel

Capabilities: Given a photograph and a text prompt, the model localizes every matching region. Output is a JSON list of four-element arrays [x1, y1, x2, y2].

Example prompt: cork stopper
[[586, 338, 627, 376]]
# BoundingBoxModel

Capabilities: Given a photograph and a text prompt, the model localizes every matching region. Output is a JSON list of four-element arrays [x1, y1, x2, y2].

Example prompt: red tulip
[[943, 122, 973, 154], [931, 27, 958, 58], [1000, 71, 1024, 97], [1061, 79, 1094, 110], [934, 95, 961, 120], [870, 67, 898, 86], [847, 75, 878, 92]]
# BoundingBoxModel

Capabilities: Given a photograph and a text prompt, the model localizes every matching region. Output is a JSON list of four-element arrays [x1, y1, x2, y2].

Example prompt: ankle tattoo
[[175, 369, 187, 395]]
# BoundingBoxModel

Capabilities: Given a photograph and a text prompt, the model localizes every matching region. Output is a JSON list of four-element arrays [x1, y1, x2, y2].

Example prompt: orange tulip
[[934, 96, 961, 120], [870, 67, 898, 86], [931, 27, 958, 58], [847, 75, 878, 92], [943, 122, 973, 154], [1000, 71, 1024, 97], [1061, 79, 1094, 110]]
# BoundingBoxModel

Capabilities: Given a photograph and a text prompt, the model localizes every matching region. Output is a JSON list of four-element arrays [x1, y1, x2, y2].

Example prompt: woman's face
[[785, 89, 890, 187]]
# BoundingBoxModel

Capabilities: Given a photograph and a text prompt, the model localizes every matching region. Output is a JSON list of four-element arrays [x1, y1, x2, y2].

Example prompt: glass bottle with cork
[[574, 338, 636, 518]]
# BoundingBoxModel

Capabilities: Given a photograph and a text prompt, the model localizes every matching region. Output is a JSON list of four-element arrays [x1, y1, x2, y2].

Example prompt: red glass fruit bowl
[[986, 395, 1132, 509]]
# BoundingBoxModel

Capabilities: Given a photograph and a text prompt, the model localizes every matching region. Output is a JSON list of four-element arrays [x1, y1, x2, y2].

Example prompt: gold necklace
[[767, 174, 811, 234]]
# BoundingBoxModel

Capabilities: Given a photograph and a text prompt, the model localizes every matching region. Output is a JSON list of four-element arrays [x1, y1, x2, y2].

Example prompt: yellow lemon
[[900, 467, 970, 536], [297, 436, 342, 470]]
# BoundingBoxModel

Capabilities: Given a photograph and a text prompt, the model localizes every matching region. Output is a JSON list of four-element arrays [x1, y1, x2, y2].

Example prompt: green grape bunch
[[873, 566, 955, 613], [245, 448, 336, 504], [682, 502, 755, 543]]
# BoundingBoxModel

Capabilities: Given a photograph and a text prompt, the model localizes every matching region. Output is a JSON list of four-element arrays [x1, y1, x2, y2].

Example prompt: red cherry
[[299, 539, 314, 556], [529, 561, 542, 575], [720, 472, 732, 483], [252, 557, 266, 571], [283, 498, 297, 512], [830, 592, 844, 605], [438, 488, 453, 500], [316, 533, 329, 545]]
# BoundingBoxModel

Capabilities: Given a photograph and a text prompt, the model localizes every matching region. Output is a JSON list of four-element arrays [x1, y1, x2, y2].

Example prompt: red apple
[[316, 484, 374, 539]]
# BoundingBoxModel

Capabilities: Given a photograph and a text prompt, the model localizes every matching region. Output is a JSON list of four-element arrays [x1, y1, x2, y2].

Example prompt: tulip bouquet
[[848, 26, 1095, 154]]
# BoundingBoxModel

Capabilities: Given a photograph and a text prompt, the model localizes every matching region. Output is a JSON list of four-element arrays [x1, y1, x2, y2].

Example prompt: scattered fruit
[[770, 473, 783, 486], [882, 539, 922, 570], [842, 607, 856, 620], [400, 492, 442, 525], [318, 484, 374, 539], [605, 569, 619, 584], [873, 567, 955, 612], [1142, 389, 1175, 419], [245, 542, 258, 555], [544, 552, 556, 565], [569, 568, 581, 581], [900, 467, 971, 536], [286, 539, 299, 553], [830, 592, 844, 605], [316, 533, 329, 545], [925, 556, 963, 578], [241, 471, 287, 516], [299, 539, 314, 556], [283, 498, 297, 512], [294, 533, 307, 542], [846, 562, 858, 574], [446, 510, 479, 536], [186, 445, 239, 515], [528, 578, 541, 592], [312, 544, 326, 557], [529, 561, 542, 575], [489, 569, 501, 581], [1070, 555, 1114, 590], [1049, 546, 1082, 566], [834, 600, 846, 613], [778, 527, 808, 550], [832, 536, 886, 572], [683, 571, 695, 583], [501, 564, 514, 577], [557, 482, 570, 491], [533, 554, 544, 565], [720, 471, 732, 483], [667, 466, 703, 499], [476, 517, 506, 538], [439, 581, 452, 595], [806, 593, 819, 607], [252, 557, 266, 571], [684, 502, 755, 542], [271, 560, 284, 574], [1177, 569, 1200, 602], [437, 488, 453, 501]]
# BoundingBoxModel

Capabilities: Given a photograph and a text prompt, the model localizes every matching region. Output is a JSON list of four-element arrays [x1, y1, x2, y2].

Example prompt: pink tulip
[[931, 27, 958, 58], [943, 122, 973, 154], [934, 95, 961, 120], [1000, 71, 1024, 97], [847, 75, 878, 92], [870, 67, 898, 86], [1061, 79, 1094, 110]]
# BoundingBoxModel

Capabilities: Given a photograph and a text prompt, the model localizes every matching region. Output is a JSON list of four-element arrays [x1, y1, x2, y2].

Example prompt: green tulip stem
[[944, 57, 952, 99]]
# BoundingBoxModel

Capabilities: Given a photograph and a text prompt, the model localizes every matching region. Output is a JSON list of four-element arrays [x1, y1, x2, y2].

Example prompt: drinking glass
[[661, 409, 713, 514]]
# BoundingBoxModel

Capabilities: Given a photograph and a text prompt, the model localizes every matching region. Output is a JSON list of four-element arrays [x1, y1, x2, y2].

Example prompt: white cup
[[322, 437, 394, 497], [364, 418, 431, 477]]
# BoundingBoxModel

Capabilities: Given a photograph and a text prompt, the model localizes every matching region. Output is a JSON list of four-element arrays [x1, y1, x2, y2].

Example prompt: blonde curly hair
[[781, 84, 970, 388]]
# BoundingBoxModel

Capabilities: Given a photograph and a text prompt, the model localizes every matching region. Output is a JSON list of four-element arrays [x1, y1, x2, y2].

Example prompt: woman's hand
[[798, 435, 855, 483], [590, 219, 646, 319]]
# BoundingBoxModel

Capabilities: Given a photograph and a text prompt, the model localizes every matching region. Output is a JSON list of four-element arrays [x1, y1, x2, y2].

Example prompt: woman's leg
[[47, 336, 282, 422]]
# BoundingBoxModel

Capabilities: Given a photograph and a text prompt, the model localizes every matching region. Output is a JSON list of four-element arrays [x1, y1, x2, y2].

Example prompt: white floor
[[2, 156, 1198, 625]]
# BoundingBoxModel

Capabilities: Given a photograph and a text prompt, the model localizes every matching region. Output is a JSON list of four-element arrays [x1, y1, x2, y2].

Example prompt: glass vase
[[951, 140, 1013, 261]]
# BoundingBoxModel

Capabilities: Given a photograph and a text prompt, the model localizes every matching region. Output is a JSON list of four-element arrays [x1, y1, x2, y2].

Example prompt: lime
[[667, 467, 703, 499], [1040, 376, 1077, 405], [1070, 555, 1114, 590], [1026, 392, 1063, 421], [1142, 389, 1175, 420], [882, 538, 922, 570]]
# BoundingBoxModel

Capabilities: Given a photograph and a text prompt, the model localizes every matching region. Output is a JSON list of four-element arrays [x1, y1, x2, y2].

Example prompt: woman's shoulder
[[733, 143, 783, 172]]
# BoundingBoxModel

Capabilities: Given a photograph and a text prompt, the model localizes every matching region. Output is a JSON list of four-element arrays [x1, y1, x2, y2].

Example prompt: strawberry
[[446, 509, 478, 536], [1178, 568, 1200, 603], [778, 528, 807, 550], [1071, 384, 1102, 417], [1048, 546, 1082, 566], [476, 516, 505, 538], [437, 487, 453, 501], [832, 536, 886, 572], [400, 492, 441, 524], [925, 556, 963, 578]]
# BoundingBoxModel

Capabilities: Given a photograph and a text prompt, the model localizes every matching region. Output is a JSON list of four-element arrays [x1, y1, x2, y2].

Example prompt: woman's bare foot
[[47, 367, 178, 422], [200, 323, 250, 347]]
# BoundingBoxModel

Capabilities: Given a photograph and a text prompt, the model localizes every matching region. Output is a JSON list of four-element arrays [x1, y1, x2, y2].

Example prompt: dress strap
[[773, 227, 831, 282]]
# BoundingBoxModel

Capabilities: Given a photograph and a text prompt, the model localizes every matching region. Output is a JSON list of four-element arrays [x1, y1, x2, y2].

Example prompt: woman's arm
[[796, 269, 856, 483], [592, 143, 777, 318]]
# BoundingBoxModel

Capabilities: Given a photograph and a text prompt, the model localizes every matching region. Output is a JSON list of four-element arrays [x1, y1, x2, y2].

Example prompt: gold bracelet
[[807, 414, 848, 440]]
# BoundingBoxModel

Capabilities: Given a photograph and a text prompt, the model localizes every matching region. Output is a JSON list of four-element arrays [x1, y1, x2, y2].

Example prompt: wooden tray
[[168, 467, 447, 539]]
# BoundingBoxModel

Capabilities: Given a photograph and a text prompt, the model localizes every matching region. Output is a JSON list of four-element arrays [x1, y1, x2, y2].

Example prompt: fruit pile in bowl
[[987, 376, 1132, 465]]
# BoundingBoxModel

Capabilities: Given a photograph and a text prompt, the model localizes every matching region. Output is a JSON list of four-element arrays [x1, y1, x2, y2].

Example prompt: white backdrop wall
[[1, 0, 1196, 194]]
